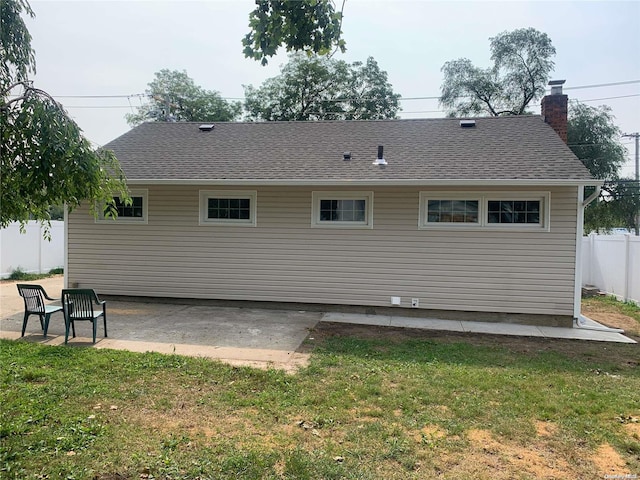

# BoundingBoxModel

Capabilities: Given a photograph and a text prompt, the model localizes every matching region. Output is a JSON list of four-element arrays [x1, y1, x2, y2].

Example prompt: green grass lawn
[[1, 326, 638, 479]]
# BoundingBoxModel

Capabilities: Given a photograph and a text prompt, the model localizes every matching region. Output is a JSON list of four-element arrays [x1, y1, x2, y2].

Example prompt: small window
[[97, 189, 148, 223], [487, 200, 540, 224], [199, 190, 257, 226], [113, 196, 144, 218], [312, 191, 373, 228], [419, 193, 481, 228], [427, 199, 479, 223]]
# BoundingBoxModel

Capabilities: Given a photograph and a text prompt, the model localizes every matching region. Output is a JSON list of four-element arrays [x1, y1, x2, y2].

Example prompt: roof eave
[[124, 178, 602, 187]]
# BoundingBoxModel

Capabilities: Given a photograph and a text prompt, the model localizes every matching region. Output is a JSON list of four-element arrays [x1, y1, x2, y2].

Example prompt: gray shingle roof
[[104, 116, 595, 184]]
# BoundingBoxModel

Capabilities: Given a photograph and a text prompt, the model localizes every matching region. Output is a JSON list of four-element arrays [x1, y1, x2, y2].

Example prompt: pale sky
[[26, 0, 640, 177]]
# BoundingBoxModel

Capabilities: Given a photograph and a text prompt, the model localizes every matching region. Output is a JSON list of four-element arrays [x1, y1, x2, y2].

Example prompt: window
[[312, 191, 373, 228], [487, 200, 540, 224], [426, 199, 479, 224], [97, 189, 148, 223], [207, 198, 251, 220], [113, 196, 144, 218], [419, 192, 549, 231], [199, 190, 257, 226]]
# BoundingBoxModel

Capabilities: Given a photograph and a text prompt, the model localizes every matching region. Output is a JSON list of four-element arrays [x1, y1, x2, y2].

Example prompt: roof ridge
[[139, 115, 544, 127]]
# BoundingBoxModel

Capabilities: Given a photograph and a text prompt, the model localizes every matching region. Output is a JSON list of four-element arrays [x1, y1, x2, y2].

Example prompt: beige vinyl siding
[[67, 185, 578, 317]]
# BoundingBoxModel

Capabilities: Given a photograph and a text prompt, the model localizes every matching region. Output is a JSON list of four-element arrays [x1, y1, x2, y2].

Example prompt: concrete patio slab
[[1, 277, 635, 373]]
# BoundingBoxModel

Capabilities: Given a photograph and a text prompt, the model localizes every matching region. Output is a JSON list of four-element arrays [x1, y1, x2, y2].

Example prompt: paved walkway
[[1, 277, 635, 372], [322, 313, 636, 343]]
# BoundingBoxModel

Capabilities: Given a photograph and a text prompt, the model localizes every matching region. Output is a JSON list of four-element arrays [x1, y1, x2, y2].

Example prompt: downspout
[[573, 185, 601, 327], [573, 185, 624, 332], [583, 186, 601, 208], [573, 186, 585, 326]]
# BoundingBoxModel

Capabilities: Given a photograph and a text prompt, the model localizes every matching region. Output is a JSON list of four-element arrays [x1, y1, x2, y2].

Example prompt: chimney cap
[[548, 79, 566, 96]]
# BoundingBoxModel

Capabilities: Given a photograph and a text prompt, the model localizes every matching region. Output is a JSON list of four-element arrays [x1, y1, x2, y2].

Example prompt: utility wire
[[44, 79, 640, 103]]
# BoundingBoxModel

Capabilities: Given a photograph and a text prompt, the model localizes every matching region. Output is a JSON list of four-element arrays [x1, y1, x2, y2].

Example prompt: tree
[[567, 101, 638, 233], [1, 0, 129, 234], [243, 0, 346, 66], [567, 102, 626, 180], [125, 69, 242, 126], [584, 180, 640, 234], [244, 54, 401, 121], [440, 28, 556, 116]]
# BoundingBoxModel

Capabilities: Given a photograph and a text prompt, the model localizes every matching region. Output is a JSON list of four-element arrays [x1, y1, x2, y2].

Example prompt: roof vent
[[372, 145, 387, 166], [460, 120, 476, 128], [199, 124, 215, 131], [343, 151, 351, 161]]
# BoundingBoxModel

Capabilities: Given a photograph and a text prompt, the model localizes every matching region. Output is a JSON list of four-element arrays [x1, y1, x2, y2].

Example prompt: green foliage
[[244, 53, 401, 121], [0, 0, 35, 91], [568, 102, 627, 180], [242, 0, 346, 66], [585, 179, 640, 233], [0, 0, 129, 234], [568, 101, 638, 233], [440, 28, 555, 116], [125, 69, 242, 126], [584, 295, 640, 322], [7, 267, 63, 280]]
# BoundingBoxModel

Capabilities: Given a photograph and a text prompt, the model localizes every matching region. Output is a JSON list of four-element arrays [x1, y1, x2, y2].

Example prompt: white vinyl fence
[[582, 234, 640, 305], [0, 221, 64, 278]]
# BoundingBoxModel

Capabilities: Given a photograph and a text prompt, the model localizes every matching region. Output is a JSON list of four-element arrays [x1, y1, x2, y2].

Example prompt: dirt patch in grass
[[582, 303, 640, 337], [535, 420, 558, 438], [465, 428, 575, 479], [592, 443, 632, 477]]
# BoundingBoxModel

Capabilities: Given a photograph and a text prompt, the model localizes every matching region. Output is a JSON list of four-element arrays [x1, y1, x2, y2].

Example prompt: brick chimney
[[541, 80, 568, 143]]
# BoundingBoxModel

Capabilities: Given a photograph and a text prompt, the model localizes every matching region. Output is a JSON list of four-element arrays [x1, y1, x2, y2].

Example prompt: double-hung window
[[199, 190, 257, 226], [419, 192, 549, 231], [312, 191, 373, 228]]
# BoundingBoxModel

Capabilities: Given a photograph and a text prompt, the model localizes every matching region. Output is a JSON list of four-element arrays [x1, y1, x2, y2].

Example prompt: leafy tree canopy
[[243, 0, 345, 65], [244, 53, 401, 121], [125, 69, 242, 126], [1, 0, 128, 234], [567, 102, 626, 180], [567, 101, 638, 234], [584, 179, 639, 234], [440, 28, 556, 116]]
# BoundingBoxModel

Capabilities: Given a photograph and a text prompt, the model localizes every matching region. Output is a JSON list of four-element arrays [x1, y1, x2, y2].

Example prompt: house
[[65, 84, 599, 327]]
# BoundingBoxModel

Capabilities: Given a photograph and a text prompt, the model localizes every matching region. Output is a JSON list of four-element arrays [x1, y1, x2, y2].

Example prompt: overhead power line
[[563, 80, 640, 90], [44, 78, 640, 103]]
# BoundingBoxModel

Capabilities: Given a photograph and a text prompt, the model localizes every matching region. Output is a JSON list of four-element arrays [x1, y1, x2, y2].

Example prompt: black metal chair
[[17, 284, 64, 337], [61, 289, 107, 344]]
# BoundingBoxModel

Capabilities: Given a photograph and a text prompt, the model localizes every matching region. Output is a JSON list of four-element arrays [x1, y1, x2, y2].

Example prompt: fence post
[[38, 223, 43, 274], [624, 234, 631, 302], [588, 233, 595, 286]]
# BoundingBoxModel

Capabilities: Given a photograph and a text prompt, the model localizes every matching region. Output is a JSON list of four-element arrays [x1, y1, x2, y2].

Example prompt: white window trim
[[419, 191, 550, 232], [97, 189, 148, 224], [199, 190, 257, 227], [311, 191, 374, 229]]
